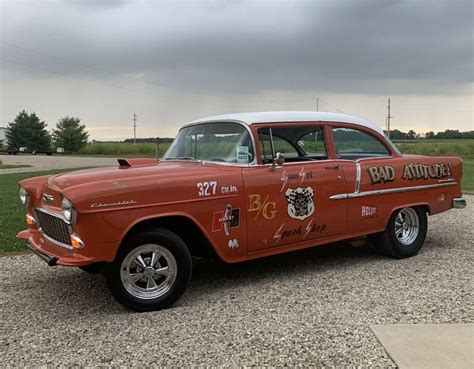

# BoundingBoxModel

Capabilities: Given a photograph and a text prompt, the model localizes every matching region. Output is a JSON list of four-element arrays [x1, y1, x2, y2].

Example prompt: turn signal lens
[[70, 234, 85, 249], [25, 214, 36, 225]]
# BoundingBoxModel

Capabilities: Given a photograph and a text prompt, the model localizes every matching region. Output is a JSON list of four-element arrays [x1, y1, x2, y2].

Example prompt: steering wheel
[[210, 158, 226, 162]]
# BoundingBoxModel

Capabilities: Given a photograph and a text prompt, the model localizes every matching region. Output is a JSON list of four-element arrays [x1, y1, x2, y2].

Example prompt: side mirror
[[273, 152, 285, 166]]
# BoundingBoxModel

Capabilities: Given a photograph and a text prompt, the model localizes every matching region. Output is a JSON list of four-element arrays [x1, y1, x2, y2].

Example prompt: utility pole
[[386, 98, 393, 139], [133, 113, 137, 144], [316, 97, 319, 112]]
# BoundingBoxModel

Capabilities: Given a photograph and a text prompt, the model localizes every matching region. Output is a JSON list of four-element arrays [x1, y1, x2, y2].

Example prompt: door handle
[[324, 165, 341, 170]]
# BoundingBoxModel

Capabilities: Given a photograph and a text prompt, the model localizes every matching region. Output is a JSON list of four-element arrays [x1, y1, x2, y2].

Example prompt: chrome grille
[[35, 209, 71, 246]]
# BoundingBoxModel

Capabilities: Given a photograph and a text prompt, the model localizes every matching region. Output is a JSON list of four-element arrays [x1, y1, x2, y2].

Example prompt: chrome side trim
[[354, 162, 361, 194], [453, 197, 466, 209], [330, 182, 457, 200]]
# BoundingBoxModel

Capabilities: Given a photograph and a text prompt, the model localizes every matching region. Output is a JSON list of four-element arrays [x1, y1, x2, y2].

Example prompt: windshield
[[164, 122, 254, 164]]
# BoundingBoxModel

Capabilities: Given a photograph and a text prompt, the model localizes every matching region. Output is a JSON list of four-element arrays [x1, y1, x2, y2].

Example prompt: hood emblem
[[42, 194, 54, 203]]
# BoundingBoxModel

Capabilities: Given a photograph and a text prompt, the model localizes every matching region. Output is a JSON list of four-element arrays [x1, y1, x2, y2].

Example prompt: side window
[[332, 127, 390, 160], [258, 129, 299, 163], [296, 128, 327, 159]]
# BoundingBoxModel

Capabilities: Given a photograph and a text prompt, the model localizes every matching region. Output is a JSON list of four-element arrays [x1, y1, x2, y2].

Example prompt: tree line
[[389, 129, 474, 140], [3, 110, 89, 152], [2, 110, 472, 153]]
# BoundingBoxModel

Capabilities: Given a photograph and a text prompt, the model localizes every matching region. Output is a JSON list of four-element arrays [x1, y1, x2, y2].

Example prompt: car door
[[242, 124, 348, 252]]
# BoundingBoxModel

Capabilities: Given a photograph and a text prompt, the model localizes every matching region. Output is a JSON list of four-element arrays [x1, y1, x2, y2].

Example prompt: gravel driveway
[[1, 196, 472, 366], [0, 154, 118, 174]]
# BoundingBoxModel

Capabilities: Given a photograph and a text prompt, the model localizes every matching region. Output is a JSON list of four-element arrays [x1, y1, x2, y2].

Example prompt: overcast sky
[[1, 0, 473, 140]]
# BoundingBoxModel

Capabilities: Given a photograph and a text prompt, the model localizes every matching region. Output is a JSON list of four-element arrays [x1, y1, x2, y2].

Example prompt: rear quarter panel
[[344, 155, 463, 235]]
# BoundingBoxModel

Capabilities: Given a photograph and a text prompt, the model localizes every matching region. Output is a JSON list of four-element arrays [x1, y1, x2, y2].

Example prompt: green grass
[[459, 159, 474, 192], [0, 168, 87, 253], [0, 164, 31, 169], [395, 139, 474, 192], [395, 139, 474, 159]]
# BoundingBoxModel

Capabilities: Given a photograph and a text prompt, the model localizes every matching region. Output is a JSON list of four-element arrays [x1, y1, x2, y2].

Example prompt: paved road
[[0, 154, 118, 174], [1, 196, 472, 366]]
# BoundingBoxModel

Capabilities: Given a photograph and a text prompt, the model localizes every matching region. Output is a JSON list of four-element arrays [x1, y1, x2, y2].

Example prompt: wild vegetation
[[77, 142, 170, 157]]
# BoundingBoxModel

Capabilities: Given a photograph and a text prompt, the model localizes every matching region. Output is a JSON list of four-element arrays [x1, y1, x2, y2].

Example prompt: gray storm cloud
[[1, 0, 472, 139], [2, 0, 472, 94]]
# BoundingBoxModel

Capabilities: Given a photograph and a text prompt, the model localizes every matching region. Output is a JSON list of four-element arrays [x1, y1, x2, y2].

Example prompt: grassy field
[[0, 164, 31, 169], [394, 139, 474, 191], [77, 142, 170, 157], [395, 139, 474, 159]]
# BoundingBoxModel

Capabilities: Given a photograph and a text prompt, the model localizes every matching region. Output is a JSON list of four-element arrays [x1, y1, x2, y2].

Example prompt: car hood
[[47, 161, 232, 192]]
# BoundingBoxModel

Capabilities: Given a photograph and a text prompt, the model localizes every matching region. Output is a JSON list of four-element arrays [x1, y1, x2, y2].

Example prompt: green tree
[[52, 116, 89, 152], [407, 130, 416, 139], [6, 110, 51, 151]]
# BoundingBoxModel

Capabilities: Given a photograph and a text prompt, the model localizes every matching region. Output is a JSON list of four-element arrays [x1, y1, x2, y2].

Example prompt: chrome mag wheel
[[394, 207, 420, 246], [120, 244, 178, 300]]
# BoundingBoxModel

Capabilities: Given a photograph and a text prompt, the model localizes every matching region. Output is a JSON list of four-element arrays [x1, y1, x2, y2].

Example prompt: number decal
[[197, 181, 217, 197]]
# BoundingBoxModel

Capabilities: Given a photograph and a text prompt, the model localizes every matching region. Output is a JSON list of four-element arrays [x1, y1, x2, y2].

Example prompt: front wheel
[[371, 207, 427, 259], [105, 228, 192, 311]]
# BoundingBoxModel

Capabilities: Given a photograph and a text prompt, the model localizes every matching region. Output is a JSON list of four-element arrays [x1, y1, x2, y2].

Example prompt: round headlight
[[19, 187, 29, 206], [61, 197, 74, 222]]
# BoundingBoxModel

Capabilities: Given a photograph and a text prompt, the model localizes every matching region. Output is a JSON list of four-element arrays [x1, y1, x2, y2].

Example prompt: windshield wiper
[[165, 156, 195, 160]]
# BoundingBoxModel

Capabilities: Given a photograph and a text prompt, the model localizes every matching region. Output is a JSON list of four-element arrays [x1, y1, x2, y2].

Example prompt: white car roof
[[187, 111, 385, 136]]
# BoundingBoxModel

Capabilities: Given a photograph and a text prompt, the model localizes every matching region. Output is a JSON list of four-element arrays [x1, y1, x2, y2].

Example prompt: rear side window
[[332, 127, 390, 160], [257, 126, 328, 163]]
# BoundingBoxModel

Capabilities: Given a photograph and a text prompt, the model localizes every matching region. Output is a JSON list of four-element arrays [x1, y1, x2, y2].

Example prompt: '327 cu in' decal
[[197, 181, 217, 197]]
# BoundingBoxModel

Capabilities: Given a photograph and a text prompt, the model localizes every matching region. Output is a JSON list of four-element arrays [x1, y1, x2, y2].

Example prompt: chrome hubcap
[[394, 208, 419, 246], [120, 244, 177, 300]]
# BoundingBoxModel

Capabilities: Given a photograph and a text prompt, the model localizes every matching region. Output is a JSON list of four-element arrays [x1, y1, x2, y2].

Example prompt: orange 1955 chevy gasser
[[17, 111, 466, 311]]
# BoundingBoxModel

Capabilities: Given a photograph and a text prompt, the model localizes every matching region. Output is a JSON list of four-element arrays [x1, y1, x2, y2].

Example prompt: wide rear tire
[[371, 206, 427, 259], [105, 228, 192, 312]]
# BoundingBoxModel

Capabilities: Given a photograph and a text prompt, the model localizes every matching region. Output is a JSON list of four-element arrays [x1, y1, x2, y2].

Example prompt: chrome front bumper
[[453, 197, 467, 209]]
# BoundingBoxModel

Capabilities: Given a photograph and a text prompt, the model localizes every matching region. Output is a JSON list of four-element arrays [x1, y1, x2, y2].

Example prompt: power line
[[133, 113, 137, 144], [2, 41, 305, 104], [0, 56, 250, 109], [386, 98, 393, 138]]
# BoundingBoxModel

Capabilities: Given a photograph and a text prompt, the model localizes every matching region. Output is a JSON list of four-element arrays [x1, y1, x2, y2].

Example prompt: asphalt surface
[[1, 195, 472, 366]]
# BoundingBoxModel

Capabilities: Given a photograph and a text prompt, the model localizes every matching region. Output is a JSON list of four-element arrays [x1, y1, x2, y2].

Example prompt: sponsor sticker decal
[[228, 239, 239, 249], [236, 146, 249, 163], [280, 167, 313, 192], [285, 186, 315, 220], [273, 220, 326, 244], [212, 204, 240, 235], [361, 205, 377, 218]]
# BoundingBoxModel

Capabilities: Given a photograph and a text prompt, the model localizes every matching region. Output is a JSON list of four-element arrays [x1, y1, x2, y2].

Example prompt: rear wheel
[[105, 228, 192, 311], [372, 207, 427, 259]]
